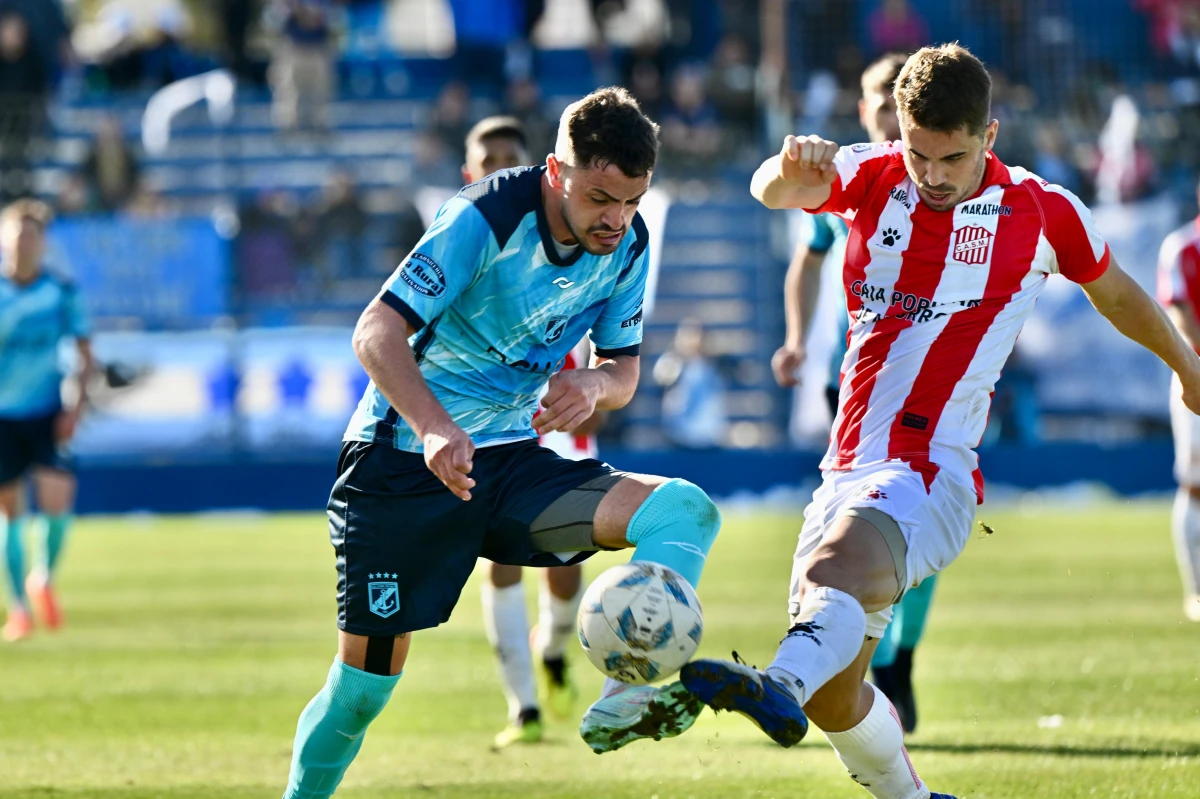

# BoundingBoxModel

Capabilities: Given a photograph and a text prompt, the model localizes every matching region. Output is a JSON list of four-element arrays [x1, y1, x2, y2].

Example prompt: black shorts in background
[[0, 413, 70, 485]]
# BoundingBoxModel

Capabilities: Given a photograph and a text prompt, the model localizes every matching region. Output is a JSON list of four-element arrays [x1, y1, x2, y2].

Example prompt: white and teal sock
[[2, 517, 27, 607], [35, 514, 72, 580], [481, 582, 538, 722], [825, 682, 928, 799], [534, 580, 582, 660], [766, 586, 867, 706], [283, 659, 400, 799], [626, 479, 721, 589]]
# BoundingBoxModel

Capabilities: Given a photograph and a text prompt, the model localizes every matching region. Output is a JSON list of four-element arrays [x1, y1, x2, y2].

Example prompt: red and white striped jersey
[[1156, 218, 1200, 324], [814, 141, 1110, 501], [537, 338, 599, 460]]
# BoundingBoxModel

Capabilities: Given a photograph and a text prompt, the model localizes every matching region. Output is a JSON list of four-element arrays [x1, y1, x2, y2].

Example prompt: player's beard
[[560, 204, 625, 256]]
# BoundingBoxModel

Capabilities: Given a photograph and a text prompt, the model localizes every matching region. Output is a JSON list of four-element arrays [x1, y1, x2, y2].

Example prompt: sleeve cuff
[[594, 343, 641, 358], [1068, 244, 1111, 285], [379, 292, 427, 332]]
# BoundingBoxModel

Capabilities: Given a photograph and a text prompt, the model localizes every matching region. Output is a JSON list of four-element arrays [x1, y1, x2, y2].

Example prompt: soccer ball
[[576, 561, 703, 685]]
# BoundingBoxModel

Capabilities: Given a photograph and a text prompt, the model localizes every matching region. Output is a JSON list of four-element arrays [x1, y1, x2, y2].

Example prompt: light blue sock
[[37, 514, 72, 579], [896, 573, 937, 651], [871, 602, 902, 669], [627, 479, 721, 588], [284, 659, 400, 799], [2, 517, 26, 607]]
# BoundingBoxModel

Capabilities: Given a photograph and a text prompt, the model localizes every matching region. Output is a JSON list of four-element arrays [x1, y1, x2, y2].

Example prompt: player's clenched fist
[[780, 134, 839, 188], [535, 369, 600, 435], [772, 344, 807, 388], [423, 420, 476, 501]]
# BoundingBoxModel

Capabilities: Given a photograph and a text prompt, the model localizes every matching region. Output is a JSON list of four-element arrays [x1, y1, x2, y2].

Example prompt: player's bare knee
[[488, 562, 523, 588], [545, 563, 582, 598], [0, 482, 20, 518], [1186, 484, 1200, 502]]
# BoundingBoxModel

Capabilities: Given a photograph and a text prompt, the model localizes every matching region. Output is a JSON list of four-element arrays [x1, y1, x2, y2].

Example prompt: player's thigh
[[801, 512, 903, 613], [803, 636, 881, 733], [485, 441, 632, 567], [591, 473, 671, 549], [543, 562, 582, 598], [330, 441, 489, 639]]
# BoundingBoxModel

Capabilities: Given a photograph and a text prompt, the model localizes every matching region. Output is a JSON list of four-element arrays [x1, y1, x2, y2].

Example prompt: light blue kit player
[[768, 53, 937, 734], [0, 200, 94, 643], [282, 88, 723, 799]]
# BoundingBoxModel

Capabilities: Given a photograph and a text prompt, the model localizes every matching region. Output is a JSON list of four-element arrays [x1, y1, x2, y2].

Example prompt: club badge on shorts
[[368, 573, 400, 618]]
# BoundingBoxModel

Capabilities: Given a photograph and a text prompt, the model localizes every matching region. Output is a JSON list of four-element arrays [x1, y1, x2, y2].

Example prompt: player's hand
[[535, 370, 601, 435], [1182, 376, 1200, 416], [772, 344, 807, 387], [780, 135, 839, 189], [422, 421, 475, 501], [54, 408, 81, 444]]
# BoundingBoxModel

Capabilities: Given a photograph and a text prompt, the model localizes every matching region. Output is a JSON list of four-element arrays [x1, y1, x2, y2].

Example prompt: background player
[[283, 88, 722, 799], [0, 199, 93, 642], [1156, 174, 1200, 622], [772, 52, 933, 733], [460, 116, 594, 748], [681, 44, 1200, 799]]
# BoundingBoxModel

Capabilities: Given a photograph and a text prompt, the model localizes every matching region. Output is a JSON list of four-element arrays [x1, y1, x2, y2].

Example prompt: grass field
[[1, 501, 1198, 798]]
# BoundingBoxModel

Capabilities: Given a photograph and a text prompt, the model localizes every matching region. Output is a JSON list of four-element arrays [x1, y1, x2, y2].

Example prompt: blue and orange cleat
[[679, 655, 809, 748], [26, 572, 62, 630]]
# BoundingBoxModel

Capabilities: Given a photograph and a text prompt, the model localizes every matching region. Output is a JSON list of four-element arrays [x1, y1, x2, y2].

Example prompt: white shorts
[[1170, 374, 1200, 485], [788, 460, 977, 638]]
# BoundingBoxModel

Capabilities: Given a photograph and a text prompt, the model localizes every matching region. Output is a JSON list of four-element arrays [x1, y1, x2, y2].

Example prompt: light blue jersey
[[806, 213, 849, 390], [0, 270, 91, 418], [346, 166, 649, 452]]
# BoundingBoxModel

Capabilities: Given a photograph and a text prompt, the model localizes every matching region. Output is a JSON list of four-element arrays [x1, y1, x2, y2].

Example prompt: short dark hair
[[464, 115, 527, 155], [894, 43, 992, 137], [861, 52, 908, 98], [555, 86, 660, 177], [0, 198, 53, 228]]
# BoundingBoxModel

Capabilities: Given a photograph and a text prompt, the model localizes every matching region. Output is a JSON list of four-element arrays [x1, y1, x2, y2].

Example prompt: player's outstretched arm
[[751, 135, 838, 210], [1082, 259, 1200, 414], [534, 355, 639, 435], [1165, 301, 1200, 354], [353, 299, 476, 500]]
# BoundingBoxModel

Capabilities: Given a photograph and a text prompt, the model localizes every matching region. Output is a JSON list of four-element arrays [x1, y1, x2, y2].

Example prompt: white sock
[[1172, 490, 1200, 598], [765, 586, 867, 706], [534, 580, 583, 659], [480, 582, 538, 722], [824, 683, 929, 799]]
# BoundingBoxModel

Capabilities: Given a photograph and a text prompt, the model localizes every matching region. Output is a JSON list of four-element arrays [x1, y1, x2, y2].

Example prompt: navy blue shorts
[[330, 438, 620, 636], [0, 413, 71, 485]]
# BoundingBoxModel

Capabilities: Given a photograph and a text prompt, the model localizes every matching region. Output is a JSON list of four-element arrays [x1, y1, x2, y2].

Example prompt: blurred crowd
[[0, 0, 1197, 447]]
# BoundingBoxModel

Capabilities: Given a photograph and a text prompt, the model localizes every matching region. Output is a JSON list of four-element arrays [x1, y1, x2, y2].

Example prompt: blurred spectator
[[79, 116, 141, 212], [504, 77, 553, 162], [237, 189, 301, 300], [447, 0, 526, 93], [430, 81, 473, 159], [624, 50, 666, 120], [660, 64, 722, 173], [216, 0, 262, 82], [55, 174, 93, 217], [707, 32, 757, 137], [0, 0, 71, 77], [267, 0, 336, 131], [0, 8, 48, 201], [124, 176, 174, 218], [866, 0, 929, 57], [305, 170, 368, 284], [653, 318, 728, 450], [1032, 123, 1080, 194], [73, 0, 204, 90]]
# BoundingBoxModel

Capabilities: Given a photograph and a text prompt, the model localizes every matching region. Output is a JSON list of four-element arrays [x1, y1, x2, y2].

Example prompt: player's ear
[[546, 154, 566, 189]]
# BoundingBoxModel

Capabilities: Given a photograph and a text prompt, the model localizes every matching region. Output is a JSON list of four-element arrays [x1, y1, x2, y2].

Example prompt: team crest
[[544, 316, 568, 344], [368, 574, 400, 618], [952, 225, 993, 265]]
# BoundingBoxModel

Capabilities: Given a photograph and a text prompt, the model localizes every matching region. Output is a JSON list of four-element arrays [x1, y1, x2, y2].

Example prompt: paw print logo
[[880, 228, 902, 247]]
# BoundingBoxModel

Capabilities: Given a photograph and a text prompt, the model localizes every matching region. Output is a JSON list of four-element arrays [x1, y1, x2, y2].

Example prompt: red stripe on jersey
[[1025, 181, 1108, 283], [834, 199, 955, 465], [1182, 243, 1200, 319], [843, 165, 907, 316], [887, 186, 1041, 492]]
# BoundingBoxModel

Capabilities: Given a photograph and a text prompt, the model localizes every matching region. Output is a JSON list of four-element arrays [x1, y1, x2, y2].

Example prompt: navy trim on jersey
[[618, 212, 650, 282], [379, 292, 427, 332], [594, 343, 640, 358], [461, 165, 543, 252]]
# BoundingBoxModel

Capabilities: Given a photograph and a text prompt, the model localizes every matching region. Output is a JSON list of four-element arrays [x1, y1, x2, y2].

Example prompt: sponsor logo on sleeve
[[398, 253, 446, 298], [620, 306, 644, 329], [851, 143, 874, 153]]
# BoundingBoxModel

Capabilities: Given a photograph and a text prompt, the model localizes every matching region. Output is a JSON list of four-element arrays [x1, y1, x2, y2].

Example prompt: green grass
[[1, 501, 1198, 798]]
